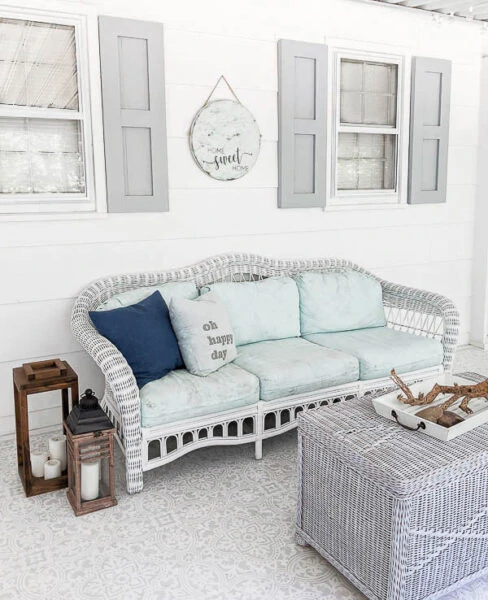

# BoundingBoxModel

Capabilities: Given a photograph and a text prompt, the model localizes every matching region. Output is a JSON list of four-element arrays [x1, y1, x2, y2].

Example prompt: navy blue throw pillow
[[89, 291, 183, 388]]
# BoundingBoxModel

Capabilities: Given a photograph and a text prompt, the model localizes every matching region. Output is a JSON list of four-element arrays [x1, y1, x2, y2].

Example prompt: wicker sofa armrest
[[380, 279, 460, 372], [71, 287, 143, 494]]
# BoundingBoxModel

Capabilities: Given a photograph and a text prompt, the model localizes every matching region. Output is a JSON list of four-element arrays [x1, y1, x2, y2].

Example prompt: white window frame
[[328, 43, 410, 208], [0, 7, 104, 216]]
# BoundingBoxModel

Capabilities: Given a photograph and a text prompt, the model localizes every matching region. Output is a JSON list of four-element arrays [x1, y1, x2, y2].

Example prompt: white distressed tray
[[372, 374, 488, 441]]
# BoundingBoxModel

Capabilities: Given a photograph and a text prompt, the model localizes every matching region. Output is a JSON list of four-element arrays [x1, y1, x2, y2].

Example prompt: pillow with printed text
[[169, 292, 238, 377]]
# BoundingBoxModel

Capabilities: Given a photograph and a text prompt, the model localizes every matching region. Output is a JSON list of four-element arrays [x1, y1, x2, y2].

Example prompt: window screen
[[0, 17, 85, 197], [335, 56, 399, 195]]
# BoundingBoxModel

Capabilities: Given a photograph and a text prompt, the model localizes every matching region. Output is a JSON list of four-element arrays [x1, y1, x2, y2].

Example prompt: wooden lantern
[[13, 359, 78, 498], [64, 390, 117, 516]]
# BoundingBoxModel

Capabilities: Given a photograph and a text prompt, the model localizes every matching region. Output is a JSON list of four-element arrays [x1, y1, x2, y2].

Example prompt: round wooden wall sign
[[189, 99, 261, 181]]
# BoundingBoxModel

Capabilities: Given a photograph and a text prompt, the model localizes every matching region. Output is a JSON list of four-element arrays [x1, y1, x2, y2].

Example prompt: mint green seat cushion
[[304, 327, 443, 381], [97, 281, 198, 311], [140, 363, 259, 427], [294, 271, 386, 335], [233, 338, 359, 401], [200, 277, 300, 346]]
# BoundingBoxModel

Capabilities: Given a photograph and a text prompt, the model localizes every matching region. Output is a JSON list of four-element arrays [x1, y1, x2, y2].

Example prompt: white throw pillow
[[169, 292, 237, 377]]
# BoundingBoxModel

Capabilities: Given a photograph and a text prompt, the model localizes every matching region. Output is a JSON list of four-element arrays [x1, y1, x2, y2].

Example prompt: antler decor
[[390, 369, 488, 427]]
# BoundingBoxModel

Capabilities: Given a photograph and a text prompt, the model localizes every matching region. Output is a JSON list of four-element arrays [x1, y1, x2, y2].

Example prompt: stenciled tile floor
[[1, 346, 487, 599]]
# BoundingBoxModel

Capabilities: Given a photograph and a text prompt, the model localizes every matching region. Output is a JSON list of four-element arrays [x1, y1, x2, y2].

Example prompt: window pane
[[363, 93, 394, 126], [340, 92, 362, 123], [0, 118, 85, 193], [337, 133, 396, 191], [340, 59, 397, 127], [340, 60, 363, 92], [0, 18, 78, 110]]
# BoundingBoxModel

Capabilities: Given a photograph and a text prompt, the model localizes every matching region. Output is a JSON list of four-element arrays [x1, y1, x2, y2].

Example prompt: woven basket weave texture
[[297, 375, 488, 600]]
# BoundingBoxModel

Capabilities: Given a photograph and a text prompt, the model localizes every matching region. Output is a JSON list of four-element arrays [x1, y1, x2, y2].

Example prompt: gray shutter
[[99, 16, 169, 213], [408, 57, 451, 205], [278, 39, 327, 209]]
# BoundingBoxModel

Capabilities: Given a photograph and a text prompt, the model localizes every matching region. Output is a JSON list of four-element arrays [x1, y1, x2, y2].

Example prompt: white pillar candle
[[81, 461, 100, 501], [44, 458, 61, 480], [30, 450, 48, 478], [48, 435, 67, 472]]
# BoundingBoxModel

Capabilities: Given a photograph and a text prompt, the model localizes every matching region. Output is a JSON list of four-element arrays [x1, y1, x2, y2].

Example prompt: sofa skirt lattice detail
[[142, 413, 258, 470], [261, 392, 357, 438]]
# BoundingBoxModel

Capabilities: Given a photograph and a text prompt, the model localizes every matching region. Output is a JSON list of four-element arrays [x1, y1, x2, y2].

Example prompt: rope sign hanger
[[202, 75, 242, 106], [189, 75, 261, 181]]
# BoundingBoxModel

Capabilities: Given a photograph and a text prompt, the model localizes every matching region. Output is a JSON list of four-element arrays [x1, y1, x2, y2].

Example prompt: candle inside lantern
[[30, 450, 48, 478], [44, 458, 61, 480], [81, 460, 100, 501], [48, 434, 67, 471]]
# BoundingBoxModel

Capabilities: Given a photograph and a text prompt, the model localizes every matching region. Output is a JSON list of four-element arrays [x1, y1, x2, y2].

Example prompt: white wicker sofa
[[71, 253, 459, 494]]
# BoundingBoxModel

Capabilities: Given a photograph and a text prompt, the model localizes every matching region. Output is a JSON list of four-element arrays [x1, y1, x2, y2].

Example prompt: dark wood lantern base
[[64, 424, 118, 517], [66, 487, 117, 516]]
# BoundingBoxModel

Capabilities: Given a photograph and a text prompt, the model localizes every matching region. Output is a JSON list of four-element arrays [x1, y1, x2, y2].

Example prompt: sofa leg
[[295, 531, 310, 547], [255, 439, 262, 460], [125, 447, 144, 494], [127, 472, 144, 494]]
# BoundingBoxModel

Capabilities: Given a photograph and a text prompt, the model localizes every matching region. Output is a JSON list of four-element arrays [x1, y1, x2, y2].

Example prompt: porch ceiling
[[365, 0, 488, 22]]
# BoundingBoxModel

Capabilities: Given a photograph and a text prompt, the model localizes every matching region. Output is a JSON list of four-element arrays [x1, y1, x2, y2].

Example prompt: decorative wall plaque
[[189, 76, 261, 181]]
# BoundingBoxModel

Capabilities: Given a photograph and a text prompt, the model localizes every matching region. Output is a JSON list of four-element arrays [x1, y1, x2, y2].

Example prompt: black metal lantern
[[66, 389, 113, 434], [64, 389, 117, 516]]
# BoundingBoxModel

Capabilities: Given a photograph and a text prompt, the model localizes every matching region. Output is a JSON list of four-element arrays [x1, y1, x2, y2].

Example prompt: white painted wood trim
[[0, 6, 106, 216], [470, 55, 488, 347], [327, 43, 410, 207]]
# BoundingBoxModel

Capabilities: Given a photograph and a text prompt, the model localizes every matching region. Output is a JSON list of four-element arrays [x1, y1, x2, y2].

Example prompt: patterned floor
[[1, 347, 487, 600]]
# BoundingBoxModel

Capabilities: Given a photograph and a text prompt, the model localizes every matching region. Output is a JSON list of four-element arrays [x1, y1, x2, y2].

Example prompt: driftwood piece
[[390, 369, 488, 415]]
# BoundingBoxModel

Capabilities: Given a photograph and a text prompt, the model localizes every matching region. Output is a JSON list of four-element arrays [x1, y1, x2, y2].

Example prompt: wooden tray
[[372, 374, 488, 441]]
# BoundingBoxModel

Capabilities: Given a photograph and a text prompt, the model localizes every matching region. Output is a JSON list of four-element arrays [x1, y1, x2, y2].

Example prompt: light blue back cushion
[[295, 270, 386, 335], [201, 277, 300, 346], [96, 281, 198, 311]]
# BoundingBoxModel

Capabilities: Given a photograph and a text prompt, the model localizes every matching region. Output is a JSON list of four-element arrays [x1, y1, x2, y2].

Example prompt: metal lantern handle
[[80, 388, 98, 410]]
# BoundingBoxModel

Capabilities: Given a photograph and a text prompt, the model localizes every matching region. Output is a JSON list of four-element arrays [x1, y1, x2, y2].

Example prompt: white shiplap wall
[[0, 0, 482, 435]]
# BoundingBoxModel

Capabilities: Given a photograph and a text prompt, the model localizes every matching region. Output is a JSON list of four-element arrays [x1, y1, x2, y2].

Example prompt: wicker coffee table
[[296, 373, 488, 600]]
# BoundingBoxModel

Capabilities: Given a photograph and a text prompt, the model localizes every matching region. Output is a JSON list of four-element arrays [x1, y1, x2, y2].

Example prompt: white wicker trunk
[[296, 375, 488, 600], [71, 253, 459, 494]]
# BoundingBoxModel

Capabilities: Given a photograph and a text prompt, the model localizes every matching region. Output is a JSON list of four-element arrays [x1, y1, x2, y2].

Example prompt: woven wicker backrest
[[74, 253, 372, 313], [72, 253, 459, 364]]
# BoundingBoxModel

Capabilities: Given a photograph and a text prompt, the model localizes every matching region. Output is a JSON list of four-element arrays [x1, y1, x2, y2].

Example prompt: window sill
[[325, 201, 408, 212], [0, 210, 108, 223]]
